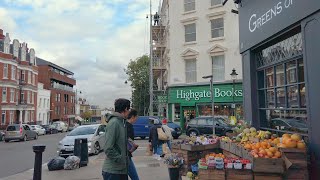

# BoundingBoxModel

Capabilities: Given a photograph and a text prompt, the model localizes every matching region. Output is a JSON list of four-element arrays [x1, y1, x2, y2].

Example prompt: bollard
[[33, 145, 46, 180]]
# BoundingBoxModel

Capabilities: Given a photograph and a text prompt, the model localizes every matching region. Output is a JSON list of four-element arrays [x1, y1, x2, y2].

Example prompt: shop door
[[182, 107, 196, 130]]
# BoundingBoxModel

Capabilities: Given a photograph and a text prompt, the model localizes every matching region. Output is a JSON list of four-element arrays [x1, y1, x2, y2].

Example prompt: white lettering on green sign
[[176, 88, 243, 101]]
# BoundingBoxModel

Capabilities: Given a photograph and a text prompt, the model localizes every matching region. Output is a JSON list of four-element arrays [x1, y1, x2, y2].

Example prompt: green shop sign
[[156, 95, 167, 104], [168, 83, 243, 106]]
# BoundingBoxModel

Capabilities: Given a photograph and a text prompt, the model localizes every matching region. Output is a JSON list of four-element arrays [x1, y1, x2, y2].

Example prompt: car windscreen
[[68, 126, 97, 136], [7, 125, 19, 131], [287, 120, 307, 128]]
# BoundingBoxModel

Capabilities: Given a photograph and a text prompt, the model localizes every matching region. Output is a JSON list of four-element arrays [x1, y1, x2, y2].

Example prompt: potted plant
[[164, 153, 184, 180]]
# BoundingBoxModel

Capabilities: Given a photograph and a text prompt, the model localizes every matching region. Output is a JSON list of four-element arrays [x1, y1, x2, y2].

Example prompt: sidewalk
[[0, 153, 189, 180]]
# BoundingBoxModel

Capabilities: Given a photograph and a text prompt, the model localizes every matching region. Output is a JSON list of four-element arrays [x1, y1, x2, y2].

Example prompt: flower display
[[163, 153, 184, 168]]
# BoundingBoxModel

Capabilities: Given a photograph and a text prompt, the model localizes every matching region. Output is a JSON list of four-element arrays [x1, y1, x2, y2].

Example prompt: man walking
[[102, 98, 131, 180]]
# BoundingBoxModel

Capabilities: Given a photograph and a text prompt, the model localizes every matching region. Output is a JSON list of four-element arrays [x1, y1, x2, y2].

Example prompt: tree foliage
[[81, 111, 92, 120], [125, 55, 150, 115]]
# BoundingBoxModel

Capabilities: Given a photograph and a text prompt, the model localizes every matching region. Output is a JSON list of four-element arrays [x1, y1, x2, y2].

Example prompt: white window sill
[[209, 5, 223, 9], [3, 77, 8, 80], [184, 41, 197, 46], [182, 10, 196, 15], [209, 37, 225, 42], [2, 101, 7, 103]]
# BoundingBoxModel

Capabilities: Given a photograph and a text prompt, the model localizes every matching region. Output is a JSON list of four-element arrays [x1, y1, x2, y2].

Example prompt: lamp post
[[202, 75, 215, 136], [230, 68, 238, 116]]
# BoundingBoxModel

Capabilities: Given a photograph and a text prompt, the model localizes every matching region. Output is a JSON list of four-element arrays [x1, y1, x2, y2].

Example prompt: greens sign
[[168, 83, 243, 106]]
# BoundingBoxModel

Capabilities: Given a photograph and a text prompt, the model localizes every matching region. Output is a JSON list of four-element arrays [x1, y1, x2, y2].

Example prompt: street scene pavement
[[0, 133, 67, 178], [0, 137, 183, 180]]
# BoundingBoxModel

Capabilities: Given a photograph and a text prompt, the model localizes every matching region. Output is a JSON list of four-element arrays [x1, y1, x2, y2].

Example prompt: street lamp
[[202, 75, 216, 136], [230, 68, 238, 116]]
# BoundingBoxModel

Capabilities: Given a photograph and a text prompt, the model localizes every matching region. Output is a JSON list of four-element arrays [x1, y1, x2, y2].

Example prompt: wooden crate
[[223, 150, 240, 159], [198, 168, 226, 180], [220, 141, 231, 151], [226, 169, 253, 180], [180, 144, 205, 151], [254, 173, 283, 180], [242, 149, 253, 161], [284, 169, 309, 180], [252, 158, 285, 174], [204, 143, 220, 150], [230, 143, 243, 157], [171, 143, 181, 150]]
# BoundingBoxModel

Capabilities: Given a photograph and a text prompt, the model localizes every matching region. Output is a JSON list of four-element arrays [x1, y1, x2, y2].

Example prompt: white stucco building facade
[[155, 0, 244, 125], [37, 83, 51, 125]]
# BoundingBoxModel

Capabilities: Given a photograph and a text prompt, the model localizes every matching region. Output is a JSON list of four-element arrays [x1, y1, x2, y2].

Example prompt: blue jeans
[[102, 171, 128, 180], [128, 158, 139, 180], [167, 140, 172, 151], [153, 143, 163, 155]]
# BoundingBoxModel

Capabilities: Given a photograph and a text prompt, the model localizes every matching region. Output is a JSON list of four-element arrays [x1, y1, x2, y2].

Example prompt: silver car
[[4, 124, 38, 142], [57, 124, 106, 157]]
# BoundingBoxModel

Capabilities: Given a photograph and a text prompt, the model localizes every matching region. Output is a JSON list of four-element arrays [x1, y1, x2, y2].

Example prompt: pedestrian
[[148, 118, 163, 160], [161, 118, 174, 152], [154, 12, 160, 25], [126, 109, 140, 180], [102, 98, 131, 180]]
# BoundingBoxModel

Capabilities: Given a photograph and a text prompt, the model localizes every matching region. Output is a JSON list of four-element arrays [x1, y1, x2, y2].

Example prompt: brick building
[[36, 58, 76, 125], [0, 29, 38, 129]]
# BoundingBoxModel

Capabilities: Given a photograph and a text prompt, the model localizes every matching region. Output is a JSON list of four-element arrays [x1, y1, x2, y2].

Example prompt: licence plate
[[65, 148, 73, 151], [9, 132, 16, 135]]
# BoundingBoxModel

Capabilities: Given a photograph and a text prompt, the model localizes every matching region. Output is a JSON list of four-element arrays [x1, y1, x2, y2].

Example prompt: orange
[[286, 139, 297, 148], [259, 149, 267, 155], [282, 134, 291, 138], [274, 151, 281, 158], [278, 143, 287, 148], [291, 134, 302, 141], [297, 141, 306, 149], [269, 147, 277, 153], [267, 151, 273, 158]]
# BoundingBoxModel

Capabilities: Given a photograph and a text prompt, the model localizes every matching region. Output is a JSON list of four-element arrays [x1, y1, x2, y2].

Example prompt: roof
[[36, 57, 74, 75]]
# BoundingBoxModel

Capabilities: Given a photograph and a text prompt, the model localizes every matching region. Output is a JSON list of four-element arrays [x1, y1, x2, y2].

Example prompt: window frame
[[184, 0, 195, 12], [184, 23, 196, 42], [211, 18, 224, 39], [3, 64, 8, 79], [10, 88, 15, 102], [2, 87, 7, 102], [211, 55, 225, 81], [1, 111, 5, 125], [11, 66, 16, 80], [185, 59, 197, 83]]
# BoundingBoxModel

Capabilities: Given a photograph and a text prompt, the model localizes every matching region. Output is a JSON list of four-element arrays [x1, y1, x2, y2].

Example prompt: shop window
[[212, 55, 225, 81], [256, 32, 307, 134], [184, 0, 195, 12], [185, 59, 197, 83]]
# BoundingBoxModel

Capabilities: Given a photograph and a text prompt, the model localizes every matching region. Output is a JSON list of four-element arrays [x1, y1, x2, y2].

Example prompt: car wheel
[[34, 134, 38, 140], [23, 135, 27, 141], [94, 142, 100, 155], [140, 136, 146, 140], [173, 136, 179, 139], [188, 130, 198, 137], [4, 139, 9, 143]]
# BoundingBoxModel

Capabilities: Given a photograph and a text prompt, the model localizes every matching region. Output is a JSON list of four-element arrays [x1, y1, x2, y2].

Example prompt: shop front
[[167, 82, 243, 130], [238, 0, 320, 177]]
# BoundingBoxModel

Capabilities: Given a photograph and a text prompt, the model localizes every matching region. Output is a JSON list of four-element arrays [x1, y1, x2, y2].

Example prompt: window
[[1, 111, 6, 125], [39, 113, 41, 121], [212, 55, 225, 81], [11, 66, 16, 80], [31, 92, 34, 104], [184, 0, 195, 12], [9, 111, 14, 124], [28, 71, 31, 84], [211, 0, 222, 6], [3, 64, 8, 78], [47, 100, 50, 108], [2, 87, 7, 102], [10, 89, 14, 102], [256, 32, 307, 134], [64, 107, 67, 114], [31, 111, 34, 121], [64, 94, 69, 103], [185, 23, 196, 42], [39, 98, 42, 107], [58, 94, 61, 102], [21, 70, 25, 82], [211, 18, 224, 38], [21, 92, 24, 102], [27, 91, 30, 103], [43, 113, 45, 122], [32, 74, 36, 85], [185, 59, 197, 83], [43, 99, 46, 108]]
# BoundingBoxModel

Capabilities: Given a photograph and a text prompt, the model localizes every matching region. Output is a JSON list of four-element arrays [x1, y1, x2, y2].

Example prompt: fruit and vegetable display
[[276, 133, 306, 149], [174, 136, 219, 146], [243, 141, 282, 158]]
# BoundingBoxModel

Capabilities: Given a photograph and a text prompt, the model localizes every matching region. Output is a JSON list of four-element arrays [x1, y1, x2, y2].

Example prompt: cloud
[[0, 0, 160, 108]]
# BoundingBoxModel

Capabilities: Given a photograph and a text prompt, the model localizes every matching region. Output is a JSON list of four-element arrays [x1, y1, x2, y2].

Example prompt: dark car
[[186, 116, 233, 136], [270, 118, 308, 133], [41, 125, 59, 134], [133, 116, 182, 139]]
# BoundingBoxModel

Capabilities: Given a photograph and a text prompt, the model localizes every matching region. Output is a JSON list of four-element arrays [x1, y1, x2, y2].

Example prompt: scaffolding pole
[[149, 0, 154, 116]]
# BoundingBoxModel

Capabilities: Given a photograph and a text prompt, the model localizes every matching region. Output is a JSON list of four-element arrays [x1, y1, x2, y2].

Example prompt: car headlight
[[88, 141, 92, 147], [58, 141, 63, 146]]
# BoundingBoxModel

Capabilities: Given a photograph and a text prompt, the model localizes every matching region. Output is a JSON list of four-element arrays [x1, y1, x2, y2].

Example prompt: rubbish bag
[[64, 156, 80, 170], [47, 156, 65, 171]]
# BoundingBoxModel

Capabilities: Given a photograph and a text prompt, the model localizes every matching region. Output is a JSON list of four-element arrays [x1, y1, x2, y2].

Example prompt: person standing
[[161, 119, 174, 151], [126, 109, 140, 180], [154, 12, 160, 25], [148, 118, 163, 160], [102, 98, 130, 180]]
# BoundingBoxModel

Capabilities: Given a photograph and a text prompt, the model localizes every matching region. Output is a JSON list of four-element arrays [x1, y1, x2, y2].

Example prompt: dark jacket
[[103, 112, 128, 174], [149, 124, 163, 146], [126, 121, 134, 157]]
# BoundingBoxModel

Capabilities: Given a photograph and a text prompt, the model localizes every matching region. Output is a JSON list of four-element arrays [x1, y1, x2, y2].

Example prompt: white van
[[52, 121, 68, 133]]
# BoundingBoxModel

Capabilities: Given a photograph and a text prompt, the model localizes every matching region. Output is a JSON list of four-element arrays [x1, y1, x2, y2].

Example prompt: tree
[[81, 111, 92, 120], [125, 55, 150, 115]]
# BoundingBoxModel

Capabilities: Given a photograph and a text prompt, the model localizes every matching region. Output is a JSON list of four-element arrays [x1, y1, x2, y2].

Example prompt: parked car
[[4, 124, 38, 142], [57, 124, 106, 157], [186, 116, 233, 136], [52, 121, 68, 133], [31, 125, 46, 135], [133, 116, 182, 139], [271, 118, 308, 133], [0, 131, 4, 141], [41, 125, 59, 134]]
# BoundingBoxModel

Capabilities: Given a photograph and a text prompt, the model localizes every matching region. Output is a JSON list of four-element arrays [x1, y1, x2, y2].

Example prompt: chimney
[[0, 29, 5, 39]]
